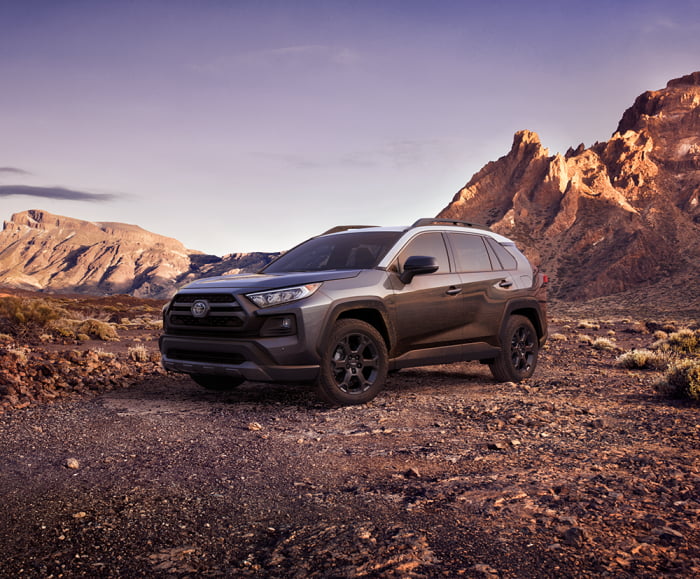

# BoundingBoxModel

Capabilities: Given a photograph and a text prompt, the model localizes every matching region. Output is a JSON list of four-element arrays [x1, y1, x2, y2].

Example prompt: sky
[[1, 0, 700, 256]]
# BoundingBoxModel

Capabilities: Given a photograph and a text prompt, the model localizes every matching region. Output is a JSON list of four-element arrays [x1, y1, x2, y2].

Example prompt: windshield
[[262, 231, 403, 273]]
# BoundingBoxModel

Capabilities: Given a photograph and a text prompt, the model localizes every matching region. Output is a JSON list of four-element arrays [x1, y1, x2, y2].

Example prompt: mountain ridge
[[0, 209, 277, 298], [439, 71, 700, 299], [2, 72, 699, 301]]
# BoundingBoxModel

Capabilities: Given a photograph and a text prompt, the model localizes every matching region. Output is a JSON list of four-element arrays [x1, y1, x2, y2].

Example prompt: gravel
[[1, 316, 699, 577]]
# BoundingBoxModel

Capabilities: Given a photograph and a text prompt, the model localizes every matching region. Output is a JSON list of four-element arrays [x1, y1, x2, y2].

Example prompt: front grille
[[171, 315, 243, 328], [167, 349, 246, 365], [168, 292, 247, 334], [173, 293, 235, 304]]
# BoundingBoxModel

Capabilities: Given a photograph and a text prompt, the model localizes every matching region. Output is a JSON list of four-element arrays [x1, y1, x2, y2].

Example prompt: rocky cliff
[[439, 72, 700, 299], [0, 210, 276, 298]]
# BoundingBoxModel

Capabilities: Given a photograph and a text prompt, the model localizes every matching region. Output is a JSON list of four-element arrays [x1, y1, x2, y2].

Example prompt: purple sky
[[1, 0, 699, 255]]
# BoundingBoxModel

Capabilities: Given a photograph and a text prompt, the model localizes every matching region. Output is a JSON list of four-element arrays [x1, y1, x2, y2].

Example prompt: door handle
[[498, 279, 513, 288], [446, 286, 462, 296]]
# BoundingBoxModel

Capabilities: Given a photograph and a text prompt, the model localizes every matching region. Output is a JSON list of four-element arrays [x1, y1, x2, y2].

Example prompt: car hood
[[179, 270, 363, 292]]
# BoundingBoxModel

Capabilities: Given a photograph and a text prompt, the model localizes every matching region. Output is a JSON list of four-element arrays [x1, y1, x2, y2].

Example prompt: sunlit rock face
[[439, 72, 700, 300], [0, 210, 276, 298]]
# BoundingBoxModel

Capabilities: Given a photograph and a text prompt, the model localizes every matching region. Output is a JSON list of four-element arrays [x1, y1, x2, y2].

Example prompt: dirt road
[[1, 318, 699, 577]]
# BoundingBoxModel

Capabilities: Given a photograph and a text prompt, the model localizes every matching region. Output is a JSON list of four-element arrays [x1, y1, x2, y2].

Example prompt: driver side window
[[395, 232, 450, 273]]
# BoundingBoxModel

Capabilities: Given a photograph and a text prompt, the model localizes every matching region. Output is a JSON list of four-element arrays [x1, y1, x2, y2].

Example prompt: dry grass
[[616, 349, 669, 370], [74, 319, 119, 341], [656, 359, 700, 401], [127, 344, 149, 362], [591, 337, 619, 351]]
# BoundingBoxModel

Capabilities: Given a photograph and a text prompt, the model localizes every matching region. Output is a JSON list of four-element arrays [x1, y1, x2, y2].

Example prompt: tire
[[190, 374, 245, 391], [489, 315, 539, 382], [316, 319, 388, 406]]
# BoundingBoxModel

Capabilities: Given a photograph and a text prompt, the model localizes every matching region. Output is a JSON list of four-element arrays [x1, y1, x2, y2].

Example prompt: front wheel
[[489, 315, 539, 382], [190, 374, 245, 391], [316, 319, 388, 406]]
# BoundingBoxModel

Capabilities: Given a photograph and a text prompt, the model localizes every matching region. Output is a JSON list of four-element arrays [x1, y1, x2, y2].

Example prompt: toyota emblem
[[191, 300, 210, 318]]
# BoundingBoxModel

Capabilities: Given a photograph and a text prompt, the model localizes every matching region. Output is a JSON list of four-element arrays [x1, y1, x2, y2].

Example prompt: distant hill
[[439, 71, 700, 300], [0, 209, 277, 298], [3, 73, 699, 303]]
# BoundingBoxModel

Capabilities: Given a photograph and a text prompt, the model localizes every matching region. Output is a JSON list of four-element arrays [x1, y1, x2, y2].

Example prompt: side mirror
[[399, 255, 439, 284]]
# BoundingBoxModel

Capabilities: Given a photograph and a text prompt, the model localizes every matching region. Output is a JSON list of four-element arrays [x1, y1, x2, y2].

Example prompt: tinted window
[[263, 231, 402, 273], [396, 232, 450, 273], [448, 233, 493, 272], [485, 238, 518, 270]]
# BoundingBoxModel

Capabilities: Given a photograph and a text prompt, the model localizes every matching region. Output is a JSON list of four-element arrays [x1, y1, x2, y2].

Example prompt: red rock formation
[[0, 210, 276, 297], [439, 73, 700, 300]]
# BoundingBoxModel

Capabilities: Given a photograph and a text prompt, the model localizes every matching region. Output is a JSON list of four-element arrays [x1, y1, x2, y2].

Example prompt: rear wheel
[[489, 315, 539, 382], [190, 374, 245, 391], [317, 319, 388, 406]]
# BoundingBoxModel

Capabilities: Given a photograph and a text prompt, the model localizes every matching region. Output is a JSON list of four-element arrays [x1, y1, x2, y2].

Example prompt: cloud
[[0, 185, 118, 202], [195, 44, 359, 76], [340, 139, 466, 170], [247, 151, 323, 169], [0, 167, 31, 176], [253, 45, 359, 66]]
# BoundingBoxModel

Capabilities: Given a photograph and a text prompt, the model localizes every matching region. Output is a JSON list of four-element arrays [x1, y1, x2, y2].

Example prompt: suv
[[160, 219, 547, 405]]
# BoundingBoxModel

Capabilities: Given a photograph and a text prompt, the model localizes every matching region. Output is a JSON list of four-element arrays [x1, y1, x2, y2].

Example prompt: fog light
[[260, 315, 297, 336]]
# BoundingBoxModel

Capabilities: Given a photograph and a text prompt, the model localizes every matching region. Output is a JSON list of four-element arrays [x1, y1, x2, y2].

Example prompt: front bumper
[[159, 334, 320, 383]]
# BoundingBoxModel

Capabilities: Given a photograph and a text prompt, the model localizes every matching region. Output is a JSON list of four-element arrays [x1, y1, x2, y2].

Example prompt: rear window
[[262, 231, 403, 273], [485, 238, 518, 270]]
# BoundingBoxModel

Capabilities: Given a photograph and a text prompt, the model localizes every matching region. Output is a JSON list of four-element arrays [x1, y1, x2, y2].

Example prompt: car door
[[446, 232, 514, 342], [388, 232, 466, 352]]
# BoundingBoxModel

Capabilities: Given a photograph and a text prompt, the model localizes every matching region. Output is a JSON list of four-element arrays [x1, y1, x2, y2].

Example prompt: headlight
[[245, 283, 321, 308]]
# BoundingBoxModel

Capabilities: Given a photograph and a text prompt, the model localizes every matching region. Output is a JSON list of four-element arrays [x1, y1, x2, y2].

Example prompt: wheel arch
[[317, 301, 394, 356], [503, 300, 548, 345]]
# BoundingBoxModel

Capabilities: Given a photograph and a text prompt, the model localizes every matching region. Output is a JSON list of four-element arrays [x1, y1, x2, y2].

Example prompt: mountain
[[3, 73, 699, 302], [439, 71, 700, 300], [0, 209, 276, 298]]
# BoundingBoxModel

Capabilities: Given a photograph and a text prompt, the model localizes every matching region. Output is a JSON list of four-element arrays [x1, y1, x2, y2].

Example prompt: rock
[[562, 526, 587, 547], [653, 526, 686, 544], [65, 458, 80, 469], [438, 72, 700, 300], [0, 210, 276, 298]]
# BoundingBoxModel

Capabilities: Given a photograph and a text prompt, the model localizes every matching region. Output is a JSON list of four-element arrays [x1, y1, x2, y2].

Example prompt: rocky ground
[[0, 294, 698, 577]]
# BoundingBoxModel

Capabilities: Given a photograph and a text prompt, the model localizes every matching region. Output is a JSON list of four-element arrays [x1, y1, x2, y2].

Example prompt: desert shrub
[[624, 321, 647, 334], [0, 333, 14, 344], [655, 359, 700, 401], [578, 334, 594, 345], [128, 344, 149, 362], [75, 319, 119, 341], [94, 348, 116, 361], [591, 337, 618, 351], [550, 333, 568, 341], [577, 320, 600, 330], [665, 329, 700, 355], [652, 329, 700, 356], [0, 297, 68, 328], [616, 349, 668, 370]]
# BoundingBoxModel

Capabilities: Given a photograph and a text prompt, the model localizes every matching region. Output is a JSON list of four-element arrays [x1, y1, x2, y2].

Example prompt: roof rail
[[320, 225, 376, 236], [411, 218, 490, 231]]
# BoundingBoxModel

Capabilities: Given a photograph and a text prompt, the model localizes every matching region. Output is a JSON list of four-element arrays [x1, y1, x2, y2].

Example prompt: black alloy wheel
[[489, 315, 539, 382], [317, 319, 388, 406]]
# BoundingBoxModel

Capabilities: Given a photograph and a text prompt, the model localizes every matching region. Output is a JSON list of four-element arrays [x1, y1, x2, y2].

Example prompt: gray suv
[[159, 219, 547, 405]]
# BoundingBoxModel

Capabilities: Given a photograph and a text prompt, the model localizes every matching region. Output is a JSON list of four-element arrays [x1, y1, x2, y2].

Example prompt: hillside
[[0, 210, 276, 298], [2, 73, 699, 301], [439, 71, 700, 300]]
